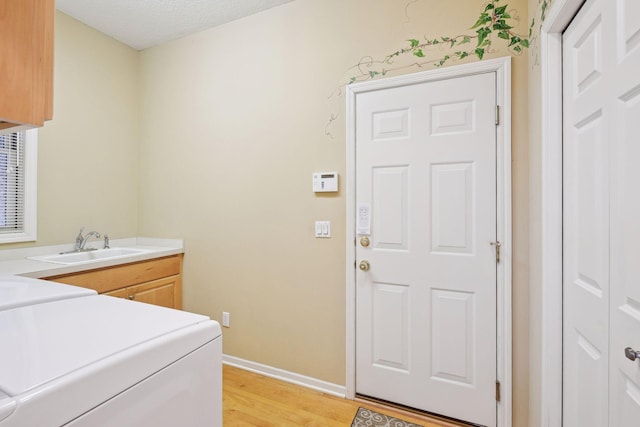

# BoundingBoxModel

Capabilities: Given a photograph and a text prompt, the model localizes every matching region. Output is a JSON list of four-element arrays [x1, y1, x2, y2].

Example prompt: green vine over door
[[344, 0, 529, 85], [324, 0, 532, 138]]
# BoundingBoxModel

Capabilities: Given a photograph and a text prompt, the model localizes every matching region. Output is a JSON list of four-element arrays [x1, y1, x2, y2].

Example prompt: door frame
[[345, 57, 513, 426], [537, 1, 587, 426]]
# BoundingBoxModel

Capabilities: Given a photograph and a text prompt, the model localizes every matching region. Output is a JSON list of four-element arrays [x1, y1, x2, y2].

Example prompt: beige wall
[[138, 0, 530, 424], [527, 5, 542, 426], [527, 0, 552, 425], [21, 12, 140, 248]]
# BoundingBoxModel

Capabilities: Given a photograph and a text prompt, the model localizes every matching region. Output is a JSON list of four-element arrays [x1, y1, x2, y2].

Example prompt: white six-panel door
[[354, 72, 498, 426], [563, 0, 640, 424]]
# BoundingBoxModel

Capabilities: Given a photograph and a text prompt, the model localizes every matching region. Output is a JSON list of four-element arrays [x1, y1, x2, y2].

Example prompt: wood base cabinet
[[45, 254, 183, 310]]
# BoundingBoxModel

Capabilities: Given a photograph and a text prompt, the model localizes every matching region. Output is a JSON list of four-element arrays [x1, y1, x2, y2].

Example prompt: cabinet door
[[128, 276, 181, 309], [0, 0, 54, 132], [103, 288, 130, 299]]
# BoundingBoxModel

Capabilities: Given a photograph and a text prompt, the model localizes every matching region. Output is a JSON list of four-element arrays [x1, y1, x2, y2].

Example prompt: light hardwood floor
[[223, 364, 467, 426]]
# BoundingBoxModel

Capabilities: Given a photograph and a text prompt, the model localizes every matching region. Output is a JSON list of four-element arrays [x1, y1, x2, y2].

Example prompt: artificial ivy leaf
[[349, 77, 357, 84], [471, 12, 492, 29], [477, 27, 491, 46], [498, 30, 510, 39], [458, 35, 472, 45], [475, 47, 485, 59], [408, 39, 420, 48], [513, 45, 522, 52], [509, 36, 521, 47], [529, 19, 535, 38], [493, 20, 513, 30], [495, 5, 507, 15], [460, 51, 469, 59], [521, 39, 530, 48], [485, 3, 495, 11], [414, 49, 425, 58]]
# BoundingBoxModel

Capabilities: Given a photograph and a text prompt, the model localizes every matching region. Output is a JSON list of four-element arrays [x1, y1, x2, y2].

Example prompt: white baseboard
[[222, 354, 347, 398]]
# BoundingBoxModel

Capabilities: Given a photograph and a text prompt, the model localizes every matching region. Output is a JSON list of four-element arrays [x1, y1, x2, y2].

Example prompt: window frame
[[0, 129, 37, 243]]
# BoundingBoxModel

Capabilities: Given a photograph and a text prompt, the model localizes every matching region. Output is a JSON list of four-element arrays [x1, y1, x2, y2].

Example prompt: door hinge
[[496, 380, 501, 402], [490, 241, 501, 263], [495, 105, 500, 126]]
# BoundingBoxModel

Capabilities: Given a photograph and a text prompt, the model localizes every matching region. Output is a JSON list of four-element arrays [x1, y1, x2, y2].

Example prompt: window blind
[[0, 132, 25, 233]]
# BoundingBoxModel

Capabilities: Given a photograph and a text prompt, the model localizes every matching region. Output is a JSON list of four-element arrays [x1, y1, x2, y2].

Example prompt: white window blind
[[0, 130, 37, 243], [0, 132, 25, 232]]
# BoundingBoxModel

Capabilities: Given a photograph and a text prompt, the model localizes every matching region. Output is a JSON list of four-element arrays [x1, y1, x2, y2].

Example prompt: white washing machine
[[0, 276, 222, 426], [0, 275, 97, 310]]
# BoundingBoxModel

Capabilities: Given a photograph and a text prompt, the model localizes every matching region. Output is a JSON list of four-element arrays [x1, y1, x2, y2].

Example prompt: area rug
[[351, 407, 423, 427]]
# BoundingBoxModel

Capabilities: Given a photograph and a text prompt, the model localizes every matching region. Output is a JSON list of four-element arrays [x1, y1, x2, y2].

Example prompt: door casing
[[538, 1, 590, 426], [345, 57, 513, 426]]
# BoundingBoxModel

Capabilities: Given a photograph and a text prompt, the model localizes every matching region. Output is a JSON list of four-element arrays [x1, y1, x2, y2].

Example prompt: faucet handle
[[74, 227, 85, 251], [103, 234, 110, 249]]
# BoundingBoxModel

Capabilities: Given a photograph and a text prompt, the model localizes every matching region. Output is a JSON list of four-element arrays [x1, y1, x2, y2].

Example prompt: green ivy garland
[[325, 0, 534, 139], [346, 0, 529, 84]]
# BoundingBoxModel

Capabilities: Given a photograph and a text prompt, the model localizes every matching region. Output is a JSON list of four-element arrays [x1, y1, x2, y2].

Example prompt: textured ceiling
[[56, 0, 295, 50]]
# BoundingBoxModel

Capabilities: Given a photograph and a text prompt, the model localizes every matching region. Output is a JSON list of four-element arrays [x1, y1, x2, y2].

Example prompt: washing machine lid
[[0, 295, 220, 398], [0, 275, 96, 311], [0, 391, 15, 424]]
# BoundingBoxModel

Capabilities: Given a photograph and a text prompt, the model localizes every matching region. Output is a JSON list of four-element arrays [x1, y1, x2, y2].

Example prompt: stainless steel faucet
[[75, 227, 101, 251]]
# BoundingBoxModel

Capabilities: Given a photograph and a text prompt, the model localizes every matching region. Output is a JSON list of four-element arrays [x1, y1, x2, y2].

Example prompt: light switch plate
[[314, 221, 331, 238]]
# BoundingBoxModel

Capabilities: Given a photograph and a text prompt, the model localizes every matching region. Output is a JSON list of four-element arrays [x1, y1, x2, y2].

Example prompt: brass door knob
[[360, 236, 370, 247], [359, 260, 370, 271]]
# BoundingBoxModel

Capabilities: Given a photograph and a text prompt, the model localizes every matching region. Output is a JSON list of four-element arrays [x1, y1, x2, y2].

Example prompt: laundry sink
[[28, 248, 152, 265]]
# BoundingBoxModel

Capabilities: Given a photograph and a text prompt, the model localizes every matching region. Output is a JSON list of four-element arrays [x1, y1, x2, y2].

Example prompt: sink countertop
[[0, 237, 184, 278]]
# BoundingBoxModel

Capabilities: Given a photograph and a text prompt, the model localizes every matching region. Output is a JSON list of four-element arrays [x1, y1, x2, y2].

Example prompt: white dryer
[[0, 276, 222, 427]]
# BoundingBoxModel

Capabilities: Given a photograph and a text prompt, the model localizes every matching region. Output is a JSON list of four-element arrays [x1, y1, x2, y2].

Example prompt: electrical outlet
[[222, 311, 230, 328]]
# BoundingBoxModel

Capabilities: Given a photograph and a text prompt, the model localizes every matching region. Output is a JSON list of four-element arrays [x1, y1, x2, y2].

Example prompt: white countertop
[[0, 237, 184, 278]]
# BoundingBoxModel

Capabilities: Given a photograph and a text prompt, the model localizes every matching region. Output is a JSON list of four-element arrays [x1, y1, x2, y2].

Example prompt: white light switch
[[315, 221, 331, 238]]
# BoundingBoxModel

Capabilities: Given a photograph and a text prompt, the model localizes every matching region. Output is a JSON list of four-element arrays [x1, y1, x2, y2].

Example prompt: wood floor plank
[[222, 364, 467, 426]]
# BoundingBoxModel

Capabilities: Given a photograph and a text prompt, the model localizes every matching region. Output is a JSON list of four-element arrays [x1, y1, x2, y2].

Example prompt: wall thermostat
[[312, 172, 338, 192]]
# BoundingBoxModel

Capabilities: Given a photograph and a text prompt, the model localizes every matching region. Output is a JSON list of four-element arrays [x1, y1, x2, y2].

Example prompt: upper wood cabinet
[[0, 0, 54, 134]]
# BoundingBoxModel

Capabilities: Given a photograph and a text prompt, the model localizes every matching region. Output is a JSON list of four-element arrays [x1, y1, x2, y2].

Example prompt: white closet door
[[563, 0, 640, 425]]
